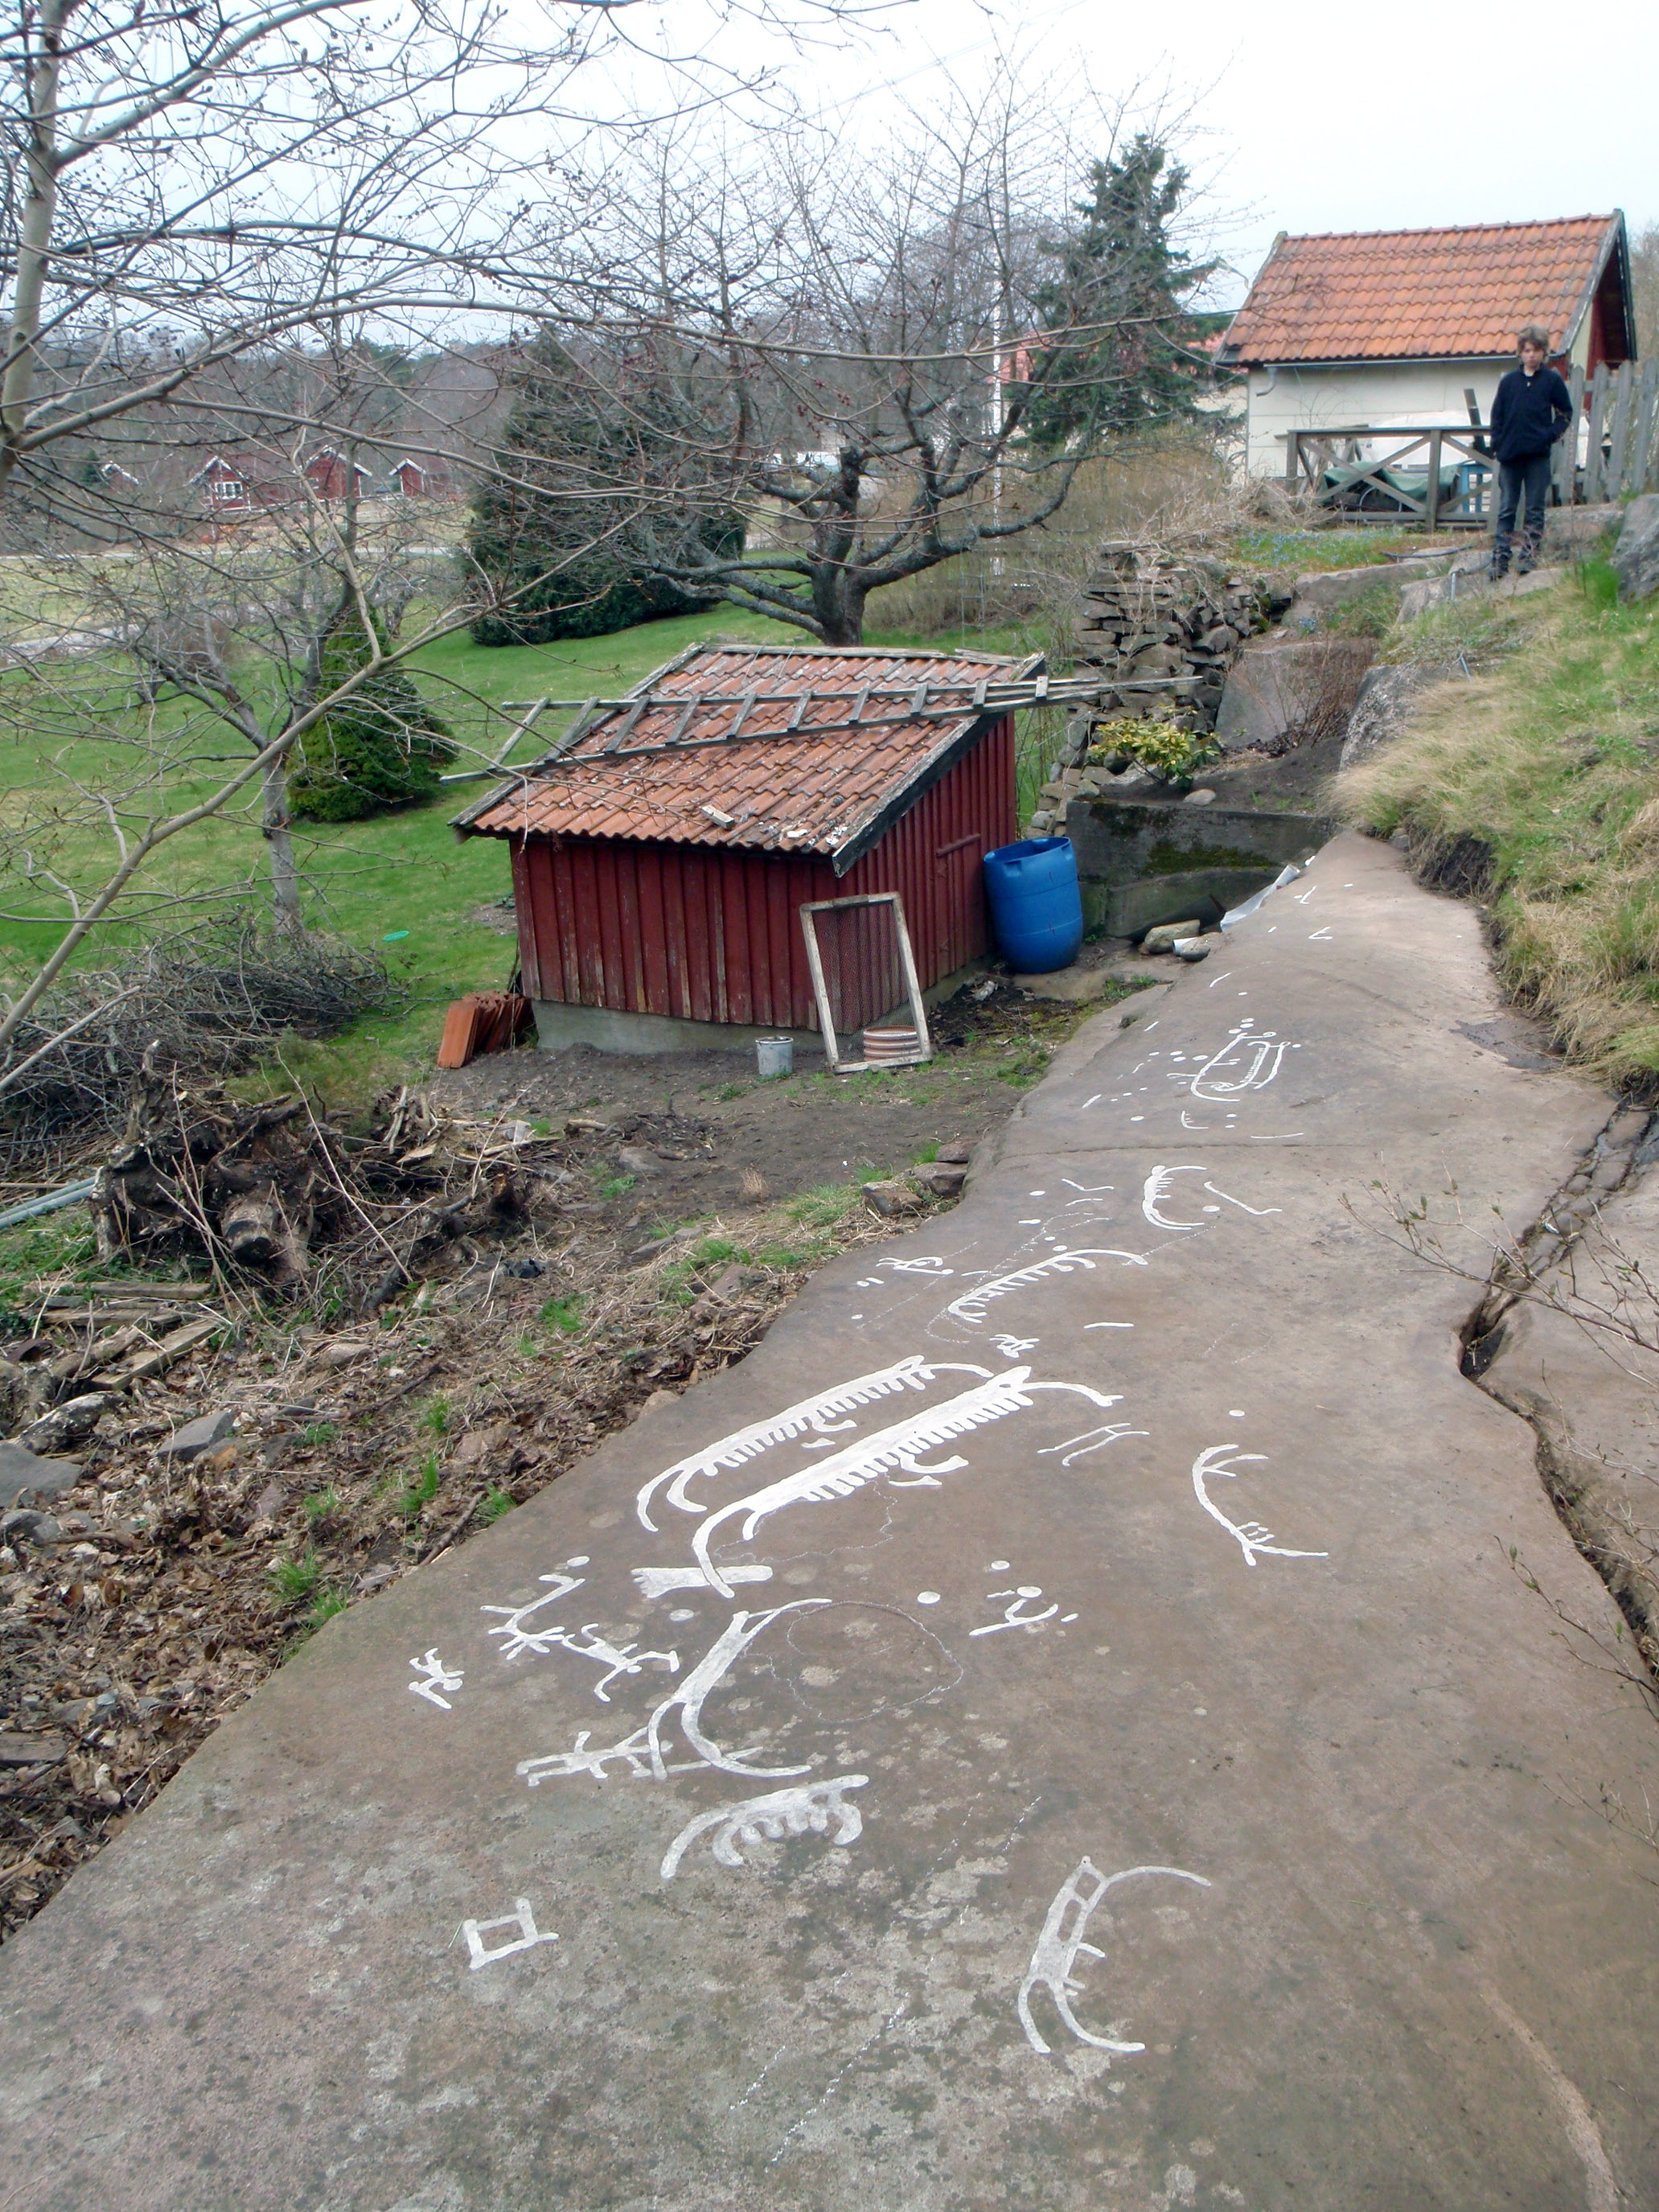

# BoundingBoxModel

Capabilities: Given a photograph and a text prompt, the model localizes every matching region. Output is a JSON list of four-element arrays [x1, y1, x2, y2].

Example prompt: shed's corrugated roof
[[454, 643, 1035, 871], [1220, 216, 1621, 364]]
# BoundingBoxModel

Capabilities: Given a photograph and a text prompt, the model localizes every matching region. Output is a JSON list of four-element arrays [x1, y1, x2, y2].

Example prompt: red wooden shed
[[454, 642, 1034, 1054]]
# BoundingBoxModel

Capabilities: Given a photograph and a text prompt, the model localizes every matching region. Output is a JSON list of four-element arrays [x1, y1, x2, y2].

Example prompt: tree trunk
[[0, 0, 68, 499], [261, 752, 304, 936]]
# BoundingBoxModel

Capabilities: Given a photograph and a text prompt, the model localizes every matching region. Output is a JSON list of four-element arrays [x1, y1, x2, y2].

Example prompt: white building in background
[[1216, 214, 1636, 478]]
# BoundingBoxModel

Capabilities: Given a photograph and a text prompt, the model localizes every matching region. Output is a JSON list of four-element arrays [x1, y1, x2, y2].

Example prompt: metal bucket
[[755, 1035, 794, 1079]]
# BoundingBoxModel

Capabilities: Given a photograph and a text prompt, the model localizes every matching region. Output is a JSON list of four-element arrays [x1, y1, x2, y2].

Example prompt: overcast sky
[[727, 0, 1659, 307]]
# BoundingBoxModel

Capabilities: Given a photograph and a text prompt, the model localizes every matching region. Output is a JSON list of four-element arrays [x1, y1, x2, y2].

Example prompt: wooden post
[[1606, 360, 1635, 497], [1284, 429, 1299, 496], [1425, 429, 1443, 532], [1633, 360, 1659, 495], [1584, 363, 1609, 504], [1558, 364, 1585, 505]]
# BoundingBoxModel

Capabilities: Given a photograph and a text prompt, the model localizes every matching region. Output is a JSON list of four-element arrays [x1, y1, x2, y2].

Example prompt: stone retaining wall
[[1072, 541, 1275, 730]]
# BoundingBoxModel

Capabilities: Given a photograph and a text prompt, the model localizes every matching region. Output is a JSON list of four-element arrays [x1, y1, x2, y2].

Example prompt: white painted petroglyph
[[687, 1369, 1123, 1597], [659, 1774, 869, 1880], [1037, 1421, 1148, 1467], [409, 1649, 463, 1709], [462, 1897, 559, 1972], [1186, 1023, 1293, 1104], [1141, 1165, 1283, 1232], [1308, 927, 1333, 942], [552, 1627, 680, 1702], [916, 1589, 941, 1605], [943, 1250, 1148, 1328], [482, 1575, 676, 1696], [480, 1572, 585, 1661], [1191, 1446, 1329, 1568], [634, 1356, 988, 1532], [1018, 1860, 1212, 2056], [990, 1334, 1040, 1358], [516, 1601, 831, 1786], [971, 1585, 1060, 1636], [633, 1562, 774, 1601]]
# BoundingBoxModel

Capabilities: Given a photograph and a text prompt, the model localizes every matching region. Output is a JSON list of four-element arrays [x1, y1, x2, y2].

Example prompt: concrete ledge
[[1063, 796, 1327, 936], [532, 958, 992, 1058], [532, 1001, 831, 1059]]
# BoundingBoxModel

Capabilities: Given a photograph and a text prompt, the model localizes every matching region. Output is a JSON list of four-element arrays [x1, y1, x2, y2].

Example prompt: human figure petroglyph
[[408, 1649, 463, 1710], [1018, 1859, 1212, 2056], [659, 1775, 869, 1880]]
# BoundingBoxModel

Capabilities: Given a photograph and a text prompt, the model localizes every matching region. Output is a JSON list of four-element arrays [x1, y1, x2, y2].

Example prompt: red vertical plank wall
[[844, 713, 1016, 999], [511, 717, 1016, 1033]]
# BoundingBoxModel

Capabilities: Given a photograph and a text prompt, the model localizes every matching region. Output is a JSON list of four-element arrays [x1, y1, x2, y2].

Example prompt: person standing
[[1488, 324, 1575, 578]]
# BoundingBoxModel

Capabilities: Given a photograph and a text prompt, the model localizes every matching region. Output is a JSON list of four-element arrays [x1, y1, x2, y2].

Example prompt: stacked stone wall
[[1072, 541, 1273, 730]]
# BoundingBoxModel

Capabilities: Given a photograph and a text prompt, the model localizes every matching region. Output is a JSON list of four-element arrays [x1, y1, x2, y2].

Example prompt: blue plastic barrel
[[982, 837, 1083, 973]]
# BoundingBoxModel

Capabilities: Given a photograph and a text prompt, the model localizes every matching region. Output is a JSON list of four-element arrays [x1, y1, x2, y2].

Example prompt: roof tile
[[1222, 216, 1620, 364], [456, 643, 1031, 869]]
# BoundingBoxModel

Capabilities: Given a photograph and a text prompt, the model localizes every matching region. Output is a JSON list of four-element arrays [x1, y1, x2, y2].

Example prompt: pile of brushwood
[[0, 927, 396, 1168], [87, 1062, 535, 1310]]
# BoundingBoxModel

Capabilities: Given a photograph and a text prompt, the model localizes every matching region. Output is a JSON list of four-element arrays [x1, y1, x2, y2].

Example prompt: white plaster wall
[[1242, 359, 1509, 476]]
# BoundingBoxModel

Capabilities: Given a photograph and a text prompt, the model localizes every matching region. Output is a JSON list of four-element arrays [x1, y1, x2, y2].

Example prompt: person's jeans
[[1494, 452, 1553, 569]]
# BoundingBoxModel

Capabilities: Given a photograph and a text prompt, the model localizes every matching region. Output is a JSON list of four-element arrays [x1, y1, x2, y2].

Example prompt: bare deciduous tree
[[486, 69, 1214, 645]]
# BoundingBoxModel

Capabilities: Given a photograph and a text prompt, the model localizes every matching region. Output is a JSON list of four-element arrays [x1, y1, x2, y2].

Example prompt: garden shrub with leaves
[[1086, 713, 1219, 783]]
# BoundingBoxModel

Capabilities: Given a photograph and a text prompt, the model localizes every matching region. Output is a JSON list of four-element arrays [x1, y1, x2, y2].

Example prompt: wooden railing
[[1282, 356, 1659, 527]]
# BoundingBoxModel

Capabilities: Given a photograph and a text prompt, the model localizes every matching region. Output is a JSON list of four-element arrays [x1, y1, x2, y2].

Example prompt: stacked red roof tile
[[457, 643, 1037, 870], [1222, 216, 1620, 364]]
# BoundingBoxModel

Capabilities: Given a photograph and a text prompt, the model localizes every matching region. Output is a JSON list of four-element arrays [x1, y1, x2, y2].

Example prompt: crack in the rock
[[1456, 1101, 1659, 1684]]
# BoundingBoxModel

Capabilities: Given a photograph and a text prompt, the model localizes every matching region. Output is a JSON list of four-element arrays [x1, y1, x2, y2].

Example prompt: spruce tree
[[287, 603, 455, 821], [467, 333, 742, 646], [1020, 137, 1216, 452]]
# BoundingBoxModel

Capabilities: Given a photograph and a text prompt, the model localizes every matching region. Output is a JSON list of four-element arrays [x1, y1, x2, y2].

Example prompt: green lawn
[[0, 595, 1047, 1100]]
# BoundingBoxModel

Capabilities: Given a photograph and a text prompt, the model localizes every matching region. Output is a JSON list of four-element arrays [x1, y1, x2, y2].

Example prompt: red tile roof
[[454, 642, 1036, 872], [1221, 216, 1622, 364]]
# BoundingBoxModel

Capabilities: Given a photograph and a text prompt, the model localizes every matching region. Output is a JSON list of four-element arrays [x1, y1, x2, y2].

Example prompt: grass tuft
[[398, 1453, 441, 1519], [268, 1549, 322, 1606]]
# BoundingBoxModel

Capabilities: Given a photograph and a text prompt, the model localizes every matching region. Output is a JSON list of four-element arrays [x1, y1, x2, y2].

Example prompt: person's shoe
[[1488, 555, 1509, 582], [1515, 549, 1538, 576]]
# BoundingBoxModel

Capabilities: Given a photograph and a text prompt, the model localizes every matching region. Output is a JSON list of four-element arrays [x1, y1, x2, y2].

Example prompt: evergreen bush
[[288, 605, 455, 821]]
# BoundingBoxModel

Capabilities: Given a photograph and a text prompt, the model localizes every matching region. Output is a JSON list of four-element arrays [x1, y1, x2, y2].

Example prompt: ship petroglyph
[[1018, 1859, 1212, 2056], [1191, 1445, 1329, 1568]]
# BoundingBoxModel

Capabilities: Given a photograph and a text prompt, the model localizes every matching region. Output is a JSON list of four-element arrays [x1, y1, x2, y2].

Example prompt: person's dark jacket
[[1490, 364, 1574, 463]]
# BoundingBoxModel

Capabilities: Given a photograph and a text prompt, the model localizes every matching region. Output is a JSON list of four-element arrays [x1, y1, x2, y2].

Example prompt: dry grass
[[865, 436, 1227, 644], [1338, 565, 1659, 1085]]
